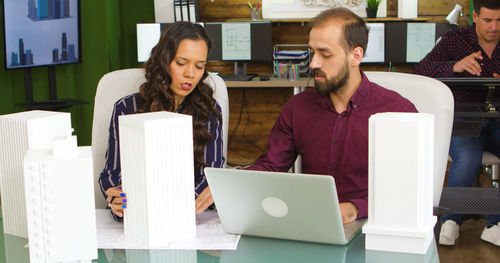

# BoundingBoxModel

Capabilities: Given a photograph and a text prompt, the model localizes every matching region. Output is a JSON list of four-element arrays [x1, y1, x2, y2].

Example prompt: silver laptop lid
[[205, 168, 363, 245]]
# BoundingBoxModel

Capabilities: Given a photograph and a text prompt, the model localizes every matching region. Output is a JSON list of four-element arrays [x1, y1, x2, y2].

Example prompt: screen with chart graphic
[[2, 0, 81, 69], [204, 21, 272, 62], [204, 21, 273, 80]]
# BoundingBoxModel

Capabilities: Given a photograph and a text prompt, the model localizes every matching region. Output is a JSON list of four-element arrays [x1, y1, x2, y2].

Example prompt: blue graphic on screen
[[28, 0, 71, 21], [3, 0, 79, 69]]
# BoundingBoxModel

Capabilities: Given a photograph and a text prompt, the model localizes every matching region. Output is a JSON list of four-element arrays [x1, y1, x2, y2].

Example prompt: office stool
[[483, 151, 500, 188]]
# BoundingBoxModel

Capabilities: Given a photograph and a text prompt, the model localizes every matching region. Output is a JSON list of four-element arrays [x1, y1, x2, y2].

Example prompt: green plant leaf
[[366, 0, 382, 9]]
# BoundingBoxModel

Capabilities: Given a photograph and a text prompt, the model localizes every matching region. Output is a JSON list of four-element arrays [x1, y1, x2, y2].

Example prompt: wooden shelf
[[223, 16, 429, 23], [364, 17, 429, 22]]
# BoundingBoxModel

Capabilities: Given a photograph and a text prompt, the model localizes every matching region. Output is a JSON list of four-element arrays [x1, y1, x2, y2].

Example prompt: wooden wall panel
[[200, 0, 254, 21], [418, 0, 471, 16], [227, 88, 293, 164], [200, 0, 470, 165], [200, 0, 473, 21]]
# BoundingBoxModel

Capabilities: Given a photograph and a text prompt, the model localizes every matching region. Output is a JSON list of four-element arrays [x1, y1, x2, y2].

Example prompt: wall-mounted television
[[2, 0, 81, 70]]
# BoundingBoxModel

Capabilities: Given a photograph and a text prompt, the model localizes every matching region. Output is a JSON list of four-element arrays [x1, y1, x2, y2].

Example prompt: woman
[[98, 22, 224, 219]]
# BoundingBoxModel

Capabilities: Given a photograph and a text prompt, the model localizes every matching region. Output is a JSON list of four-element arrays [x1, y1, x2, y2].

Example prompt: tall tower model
[[0, 110, 71, 238], [24, 130, 97, 263], [119, 112, 196, 248], [363, 113, 436, 254]]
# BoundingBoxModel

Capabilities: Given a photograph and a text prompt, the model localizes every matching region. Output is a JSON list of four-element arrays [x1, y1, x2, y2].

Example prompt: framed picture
[[262, 0, 387, 19]]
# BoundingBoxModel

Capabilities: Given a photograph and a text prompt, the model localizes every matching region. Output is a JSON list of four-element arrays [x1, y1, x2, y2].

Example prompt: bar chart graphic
[[28, 0, 71, 21]]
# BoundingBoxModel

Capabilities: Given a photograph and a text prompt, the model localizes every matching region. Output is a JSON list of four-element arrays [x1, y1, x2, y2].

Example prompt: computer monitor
[[137, 23, 177, 63], [204, 21, 273, 79], [385, 22, 457, 63], [137, 23, 207, 62], [137, 22, 272, 80], [363, 23, 385, 63]]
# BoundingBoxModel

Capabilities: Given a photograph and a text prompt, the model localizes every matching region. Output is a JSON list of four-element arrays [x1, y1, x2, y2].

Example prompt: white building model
[[119, 112, 196, 248], [0, 110, 71, 238], [363, 113, 436, 254], [24, 129, 97, 263]]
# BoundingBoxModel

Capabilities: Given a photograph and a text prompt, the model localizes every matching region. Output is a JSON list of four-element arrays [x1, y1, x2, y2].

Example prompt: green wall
[[0, 0, 155, 146]]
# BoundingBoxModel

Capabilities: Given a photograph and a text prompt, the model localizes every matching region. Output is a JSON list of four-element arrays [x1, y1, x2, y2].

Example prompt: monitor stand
[[219, 62, 257, 81], [17, 66, 87, 110], [234, 61, 247, 76]]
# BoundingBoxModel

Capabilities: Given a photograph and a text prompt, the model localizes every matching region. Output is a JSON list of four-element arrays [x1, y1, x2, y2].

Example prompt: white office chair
[[91, 68, 229, 208], [364, 71, 455, 208]]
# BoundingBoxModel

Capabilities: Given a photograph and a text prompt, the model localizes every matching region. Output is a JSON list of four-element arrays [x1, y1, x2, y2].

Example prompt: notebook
[[204, 168, 366, 245]]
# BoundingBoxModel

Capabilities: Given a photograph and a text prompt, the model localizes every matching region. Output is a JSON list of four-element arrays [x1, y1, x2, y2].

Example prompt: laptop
[[204, 168, 366, 245]]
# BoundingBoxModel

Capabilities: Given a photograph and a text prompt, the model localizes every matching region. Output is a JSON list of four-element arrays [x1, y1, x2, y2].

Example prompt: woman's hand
[[105, 186, 127, 217], [195, 186, 214, 215]]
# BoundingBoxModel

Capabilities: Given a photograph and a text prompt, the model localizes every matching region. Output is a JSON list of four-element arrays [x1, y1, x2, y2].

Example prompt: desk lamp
[[445, 4, 472, 25]]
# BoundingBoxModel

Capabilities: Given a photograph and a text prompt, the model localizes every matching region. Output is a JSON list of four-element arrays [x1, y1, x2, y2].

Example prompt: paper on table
[[95, 209, 240, 250]]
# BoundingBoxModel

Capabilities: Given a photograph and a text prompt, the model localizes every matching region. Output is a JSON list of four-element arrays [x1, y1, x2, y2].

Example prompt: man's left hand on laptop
[[340, 202, 358, 224]]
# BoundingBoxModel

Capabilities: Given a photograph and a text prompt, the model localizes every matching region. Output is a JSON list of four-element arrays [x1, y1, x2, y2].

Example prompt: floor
[[438, 217, 500, 263]]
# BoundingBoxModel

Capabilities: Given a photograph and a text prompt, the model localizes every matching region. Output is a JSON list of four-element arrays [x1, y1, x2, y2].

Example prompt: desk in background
[[437, 78, 500, 137], [224, 76, 313, 95]]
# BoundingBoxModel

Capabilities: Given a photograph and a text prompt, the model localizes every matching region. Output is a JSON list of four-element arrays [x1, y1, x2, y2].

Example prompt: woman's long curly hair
[[138, 21, 220, 170]]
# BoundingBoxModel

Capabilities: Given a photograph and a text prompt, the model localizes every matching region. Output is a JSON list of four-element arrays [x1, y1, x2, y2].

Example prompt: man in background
[[248, 8, 416, 224], [415, 0, 500, 246]]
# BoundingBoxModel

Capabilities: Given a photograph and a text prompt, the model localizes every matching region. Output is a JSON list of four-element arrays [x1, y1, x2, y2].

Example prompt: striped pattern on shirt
[[98, 92, 225, 200]]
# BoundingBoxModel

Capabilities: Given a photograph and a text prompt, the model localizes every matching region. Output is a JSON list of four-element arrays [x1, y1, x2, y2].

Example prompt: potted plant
[[366, 0, 381, 18]]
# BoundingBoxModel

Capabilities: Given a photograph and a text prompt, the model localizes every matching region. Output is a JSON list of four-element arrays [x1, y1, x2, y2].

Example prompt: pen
[[388, 62, 391, 72], [248, 2, 253, 9]]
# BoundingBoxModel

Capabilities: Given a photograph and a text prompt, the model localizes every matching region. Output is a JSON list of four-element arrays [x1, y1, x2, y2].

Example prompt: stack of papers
[[273, 50, 308, 60], [95, 209, 241, 250]]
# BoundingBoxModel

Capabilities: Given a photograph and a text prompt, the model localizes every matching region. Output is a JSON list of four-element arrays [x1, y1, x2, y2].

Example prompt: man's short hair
[[473, 0, 500, 15], [309, 7, 368, 54]]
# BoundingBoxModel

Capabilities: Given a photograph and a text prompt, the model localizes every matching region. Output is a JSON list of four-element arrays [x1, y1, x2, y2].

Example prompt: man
[[247, 8, 417, 224], [415, 0, 500, 246]]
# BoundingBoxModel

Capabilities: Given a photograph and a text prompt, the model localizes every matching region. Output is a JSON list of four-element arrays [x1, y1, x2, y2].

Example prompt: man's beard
[[313, 62, 350, 96]]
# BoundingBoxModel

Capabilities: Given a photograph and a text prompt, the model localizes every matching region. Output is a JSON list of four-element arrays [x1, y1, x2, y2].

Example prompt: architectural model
[[0, 110, 71, 238], [363, 113, 436, 254], [24, 129, 97, 263], [119, 112, 196, 248]]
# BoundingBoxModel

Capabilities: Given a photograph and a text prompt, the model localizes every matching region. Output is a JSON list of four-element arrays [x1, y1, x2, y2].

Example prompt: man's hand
[[453, 51, 483, 76], [494, 73, 500, 78], [195, 187, 214, 215], [106, 186, 126, 217], [339, 202, 358, 224]]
